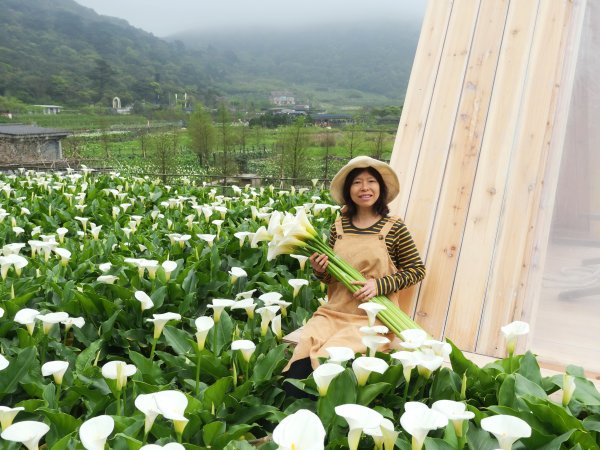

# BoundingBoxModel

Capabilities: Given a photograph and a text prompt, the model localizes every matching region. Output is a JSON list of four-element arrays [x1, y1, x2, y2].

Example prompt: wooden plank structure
[[388, 0, 595, 375]]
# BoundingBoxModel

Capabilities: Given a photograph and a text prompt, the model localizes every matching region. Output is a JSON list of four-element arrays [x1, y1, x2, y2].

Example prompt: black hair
[[342, 167, 389, 217]]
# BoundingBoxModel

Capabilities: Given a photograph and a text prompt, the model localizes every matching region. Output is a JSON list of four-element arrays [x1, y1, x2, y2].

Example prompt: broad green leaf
[[582, 415, 600, 433], [75, 339, 103, 372], [423, 437, 455, 450], [213, 424, 256, 449], [251, 344, 288, 384], [202, 376, 233, 411], [203, 421, 226, 446], [0, 346, 36, 399], [163, 325, 193, 355], [465, 425, 498, 450], [357, 382, 392, 405], [49, 432, 76, 450], [37, 408, 82, 446], [534, 430, 576, 450]]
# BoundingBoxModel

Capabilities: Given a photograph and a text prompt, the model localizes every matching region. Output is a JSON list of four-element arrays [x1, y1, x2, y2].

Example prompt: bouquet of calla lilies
[[252, 208, 423, 337]]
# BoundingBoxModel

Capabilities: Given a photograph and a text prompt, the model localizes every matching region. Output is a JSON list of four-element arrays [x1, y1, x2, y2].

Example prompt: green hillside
[[0, 0, 420, 109], [0, 0, 217, 106]]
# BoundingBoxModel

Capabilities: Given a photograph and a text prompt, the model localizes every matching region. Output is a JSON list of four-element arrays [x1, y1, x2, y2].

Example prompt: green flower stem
[[115, 390, 122, 416], [150, 337, 158, 360], [55, 383, 62, 406], [195, 351, 202, 395]]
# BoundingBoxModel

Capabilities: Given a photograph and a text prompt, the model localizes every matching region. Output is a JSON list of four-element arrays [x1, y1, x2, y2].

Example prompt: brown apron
[[287, 216, 402, 369]]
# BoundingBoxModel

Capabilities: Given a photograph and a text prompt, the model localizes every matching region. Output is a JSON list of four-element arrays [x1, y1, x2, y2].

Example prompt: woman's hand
[[352, 279, 377, 302], [309, 252, 329, 274]]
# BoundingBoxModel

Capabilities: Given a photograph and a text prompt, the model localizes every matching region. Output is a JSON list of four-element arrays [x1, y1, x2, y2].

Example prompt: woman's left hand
[[352, 279, 378, 302]]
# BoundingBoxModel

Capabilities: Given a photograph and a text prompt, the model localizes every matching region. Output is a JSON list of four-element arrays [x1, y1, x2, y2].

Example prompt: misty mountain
[[0, 0, 420, 109], [0, 0, 217, 106], [171, 22, 420, 105]]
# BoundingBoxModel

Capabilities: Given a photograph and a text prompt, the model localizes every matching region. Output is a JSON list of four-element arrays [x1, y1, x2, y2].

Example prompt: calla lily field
[[0, 169, 599, 450]]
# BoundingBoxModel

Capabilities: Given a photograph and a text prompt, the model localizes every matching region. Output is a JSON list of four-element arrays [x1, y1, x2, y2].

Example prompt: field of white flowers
[[0, 169, 598, 450]]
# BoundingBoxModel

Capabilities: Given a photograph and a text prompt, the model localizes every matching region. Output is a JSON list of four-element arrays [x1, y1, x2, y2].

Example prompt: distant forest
[[0, 0, 420, 109]]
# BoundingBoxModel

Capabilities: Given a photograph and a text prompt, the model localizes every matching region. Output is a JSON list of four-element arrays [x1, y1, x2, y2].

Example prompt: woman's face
[[349, 170, 380, 210]]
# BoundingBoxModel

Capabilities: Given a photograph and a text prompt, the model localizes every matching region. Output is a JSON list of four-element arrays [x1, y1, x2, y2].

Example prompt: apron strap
[[334, 217, 344, 239], [379, 216, 399, 239]]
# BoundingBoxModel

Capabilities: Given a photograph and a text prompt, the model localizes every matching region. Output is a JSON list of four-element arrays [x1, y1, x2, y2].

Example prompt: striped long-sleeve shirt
[[317, 216, 426, 295]]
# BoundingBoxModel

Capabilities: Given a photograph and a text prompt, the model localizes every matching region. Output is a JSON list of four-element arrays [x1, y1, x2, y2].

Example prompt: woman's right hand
[[310, 252, 329, 274]]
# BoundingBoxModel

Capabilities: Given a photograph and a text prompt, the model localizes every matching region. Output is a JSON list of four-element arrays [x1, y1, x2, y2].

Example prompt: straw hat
[[329, 156, 400, 205]]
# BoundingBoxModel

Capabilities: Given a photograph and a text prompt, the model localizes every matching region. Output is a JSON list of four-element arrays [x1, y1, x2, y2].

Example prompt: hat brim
[[329, 156, 400, 205]]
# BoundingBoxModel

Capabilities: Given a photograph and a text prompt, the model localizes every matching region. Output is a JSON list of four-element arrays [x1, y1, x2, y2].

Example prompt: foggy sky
[[73, 0, 428, 37]]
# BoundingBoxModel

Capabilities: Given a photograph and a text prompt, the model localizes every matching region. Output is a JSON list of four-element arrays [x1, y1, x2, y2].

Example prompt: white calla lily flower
[[288, 278, 309, 298], [432, 400, 475, 437], [352, 356, 389, 386], [0, 406, 24, 431], [206, 299, 235, 323], [37, 311, 69, 335], [325, 346, 355, 365], [233, 231, 252, 248], [153, 390, 189, 436], [140, 444, 185, 450], [62, 316, 85, 332], [79, 415, 114, 450], [0, 355, 8, 371], [135, 393, 162, 435], [101, 360, 137, 391], [194, 316, 214, 350], [500, 321, 530, 357], [335, 404, 383, 450], [228, 266, 247, 283], [259, 291, 283, 305], [313, 363, 345, 396], [271, 314, 283, 340], [231, 339, 256, 362], [562, 373, 576, 407], [97, 274, 118, 284], [231, 298, 257, 319], [41, 360, 69, 385], [134, 291, 154, 311], [359, 325, 389, 336], [399, 328, 428, 350], [197, 233, 217, 247], [290, 254, 309, 270], [273, 409, 325, 450], [480, 414, 532, 450], [390, 350, 419, 383], [358, 302, 387, 327], [361, 335, 390, 357], [147, 312, 181, 339], [1, 420, 50, 450], [400, 402, 448, 450], [14, 308, 40, 335], [235, 289, 256, 300], [256, 305, 280, 336], [162, 260, 178, 281]]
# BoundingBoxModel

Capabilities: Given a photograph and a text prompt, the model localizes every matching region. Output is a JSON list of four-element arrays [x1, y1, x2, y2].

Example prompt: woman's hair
[[342, 167, 390, 217]]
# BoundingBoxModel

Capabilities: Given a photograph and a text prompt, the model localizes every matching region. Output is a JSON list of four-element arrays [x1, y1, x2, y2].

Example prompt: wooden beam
[[415, 0, 511, 339], [476, 0, 574, 356], [445, 0, 541, 350]]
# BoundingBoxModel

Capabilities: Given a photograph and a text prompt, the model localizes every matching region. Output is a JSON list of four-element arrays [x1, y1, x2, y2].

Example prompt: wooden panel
[[397, 0, 481, 320], [476, 0, 573, 356], [389, 0, 454, 219], [521, 0, 586, 346], [444, 0, 541, 350], [414, 0, 511, 338]]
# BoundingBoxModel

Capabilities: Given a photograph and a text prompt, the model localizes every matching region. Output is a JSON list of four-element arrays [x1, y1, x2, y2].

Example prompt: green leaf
[[534, 430, 576, 450], [357, 382, 391, 405], [213, 424, 255, 449], [49, 432, 76, 450], [202, 376, 233, 411], [203, 421, 226, 446], [251, 344, 288, 384], [37, 408, 82, 446], [163, 325, 193, 355], [128, 350, 166, 385], [465, 424, 498, 450], [76, 339, 103, 372], [0, 346, 36, 399], [423, 437, 455, 450], [582, 415, 600, 433]]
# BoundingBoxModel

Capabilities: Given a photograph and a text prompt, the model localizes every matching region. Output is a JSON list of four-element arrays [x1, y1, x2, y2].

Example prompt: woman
[[285, 156, 426, 383]]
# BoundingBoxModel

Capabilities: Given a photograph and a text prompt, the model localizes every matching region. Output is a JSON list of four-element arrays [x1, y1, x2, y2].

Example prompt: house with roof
[[0, 124, 69, 163]]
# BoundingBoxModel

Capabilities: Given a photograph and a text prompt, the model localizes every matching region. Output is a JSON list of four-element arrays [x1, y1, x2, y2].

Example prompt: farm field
[[0, 170, 598, 449]]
